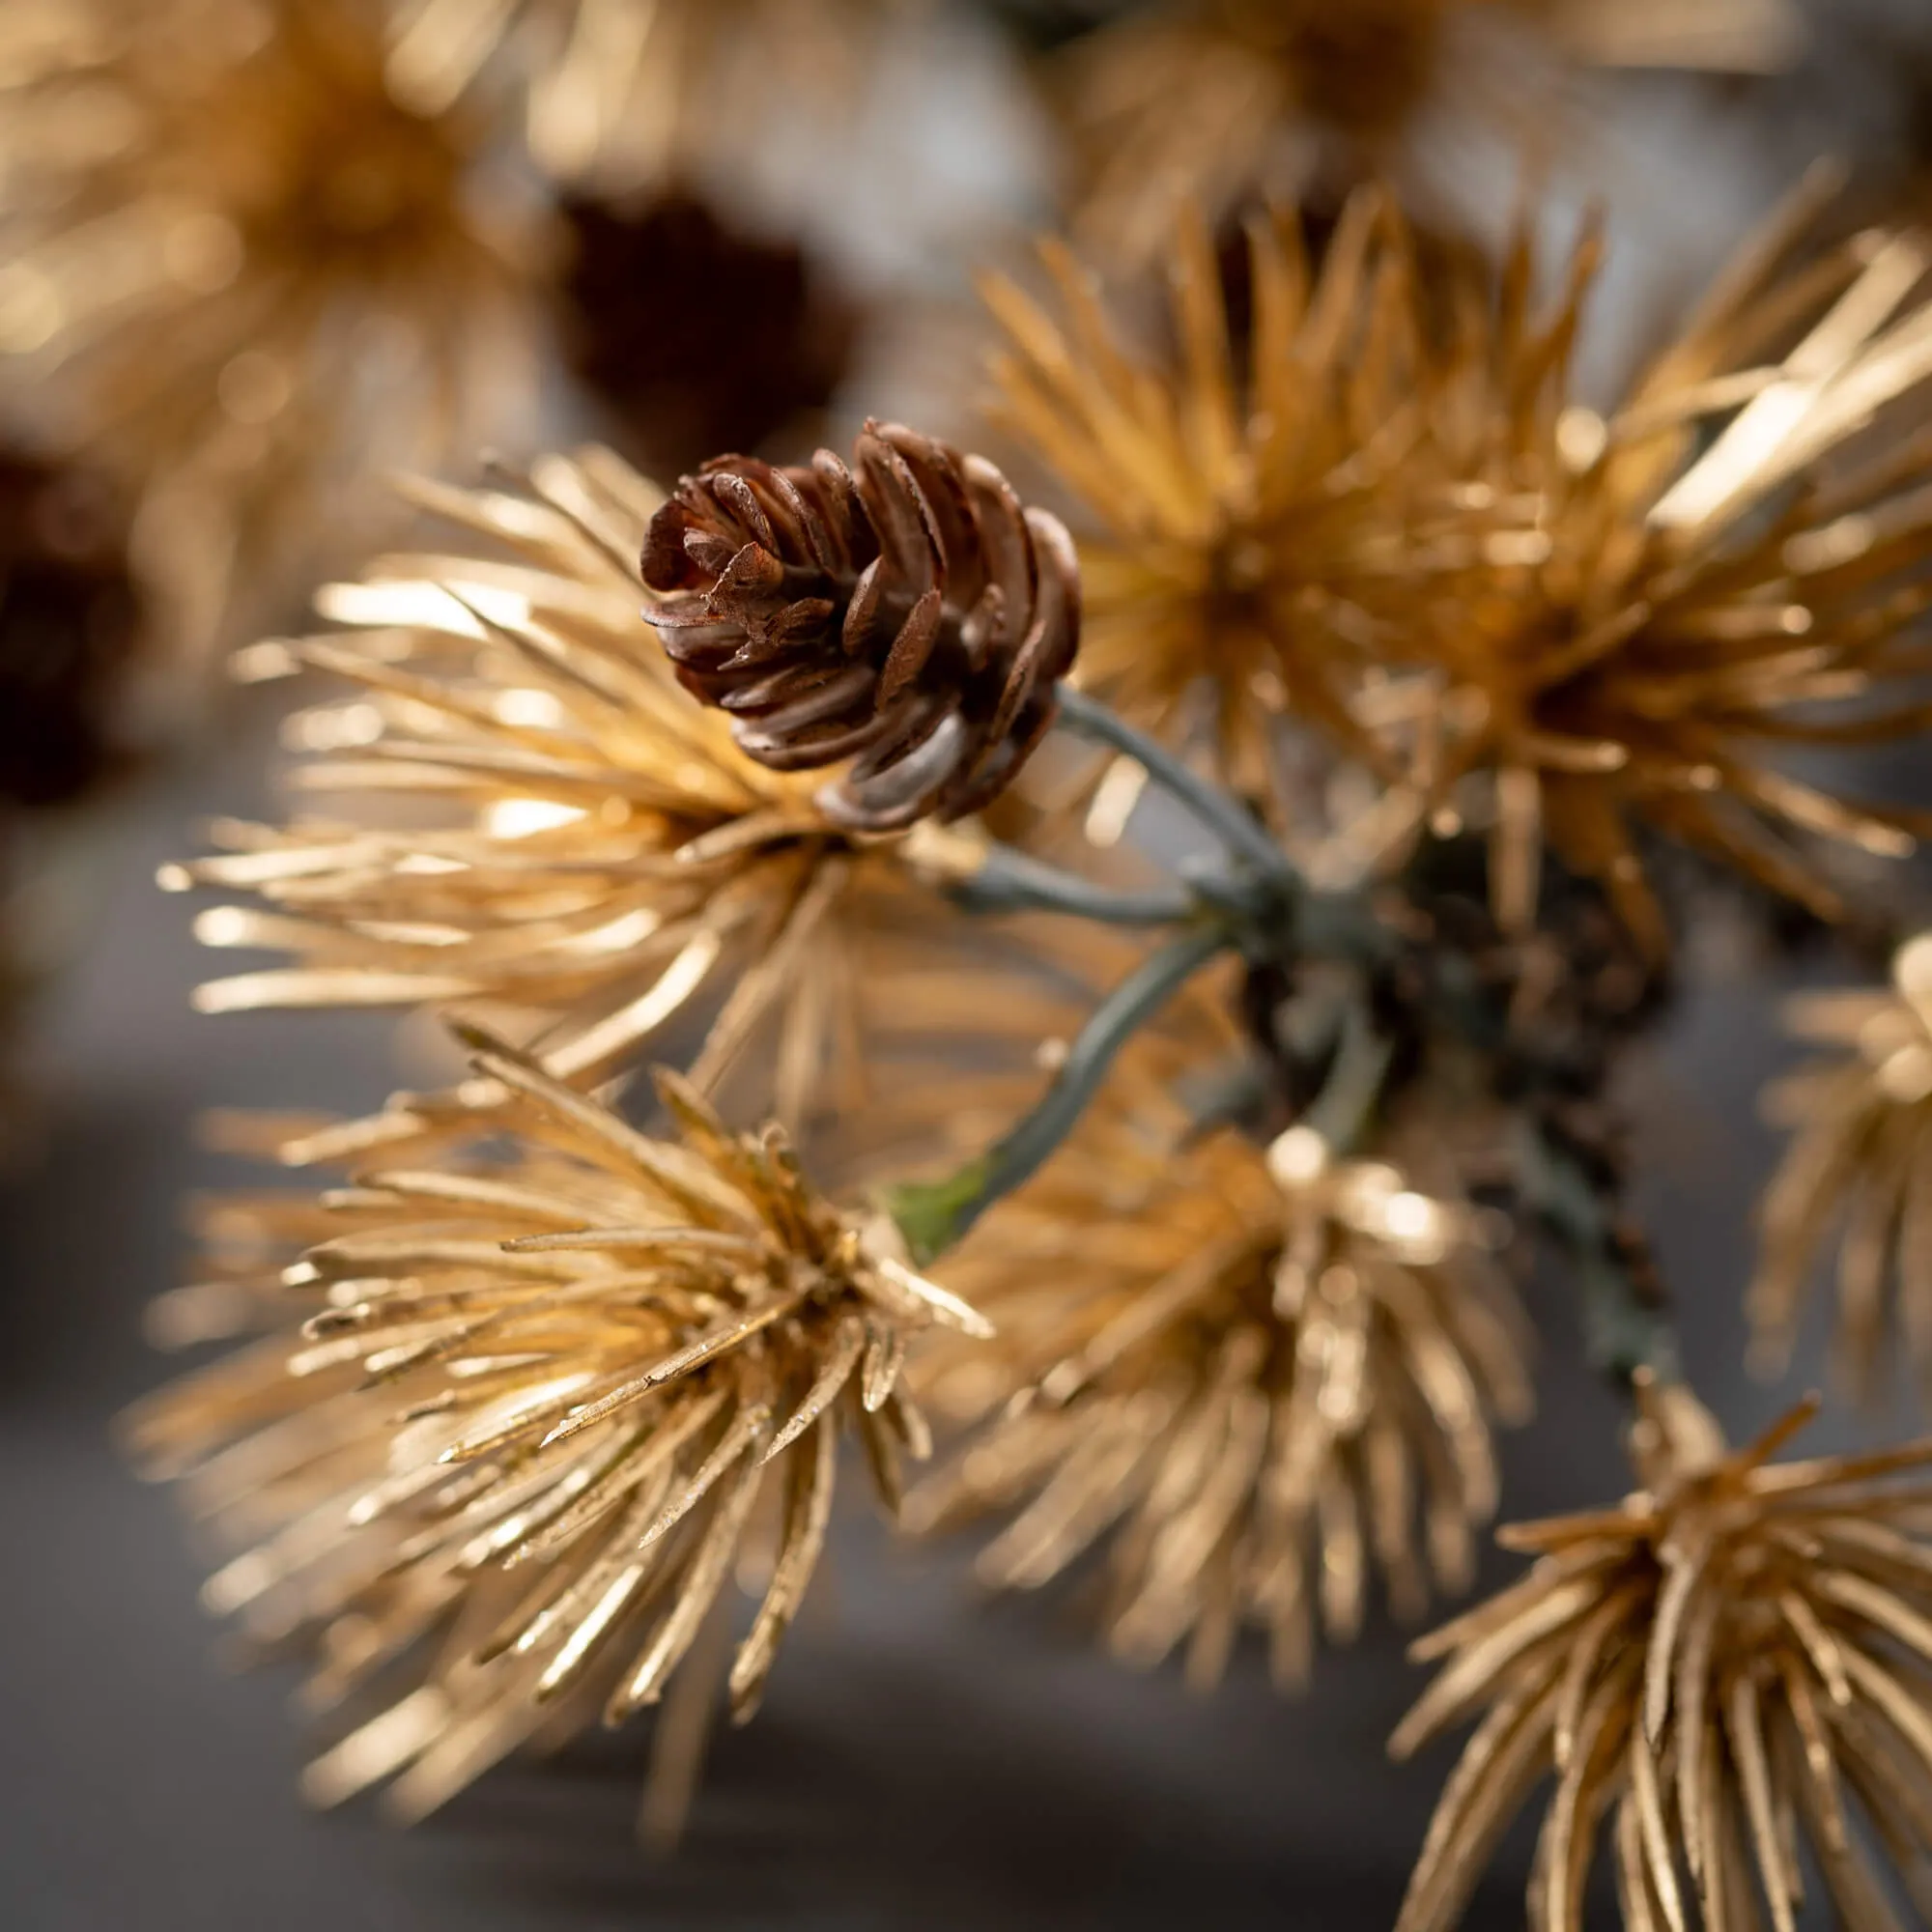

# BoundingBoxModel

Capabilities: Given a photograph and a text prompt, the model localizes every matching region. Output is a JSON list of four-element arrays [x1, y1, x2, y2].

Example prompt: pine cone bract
[[643, 421, 1081, 833]]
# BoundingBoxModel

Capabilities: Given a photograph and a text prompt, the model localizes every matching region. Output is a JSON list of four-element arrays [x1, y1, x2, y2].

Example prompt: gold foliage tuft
[[1751, 933, 1932, 1403], [384, 0, 901, 189], [123, 1027, 985, 1819], [989, 177, 1932, 944], [983, 192, 1443, 815], [1060, 0, 1490, 262], [161, 446, 965, 1152], [1058, 0, 1804, 265], [1392, 1379, 1932, 1932], [909, 1043, 1532, 1687], [1388, 177, 1932, 948], [1291, 178, 1932, 947]]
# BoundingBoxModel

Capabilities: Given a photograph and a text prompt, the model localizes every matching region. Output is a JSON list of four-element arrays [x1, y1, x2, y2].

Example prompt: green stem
[[884, 923, 1231, 1263], [1300, 997, 1394, 1151], [1514, 1118, 1681, 1387], [943, 842, 1196, 926], [1053, 687, 1297, 886]]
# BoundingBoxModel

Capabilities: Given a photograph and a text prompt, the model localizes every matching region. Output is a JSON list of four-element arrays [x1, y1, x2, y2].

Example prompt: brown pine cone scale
[[641, 420, 1080, 832], [0, 452, 143, 812]]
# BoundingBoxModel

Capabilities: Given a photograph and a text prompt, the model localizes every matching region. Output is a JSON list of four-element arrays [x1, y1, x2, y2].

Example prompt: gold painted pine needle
[[1752, 932, 1932, 1403], [1392, 1378, 1932, 1932], [1000, 179, 1932, 945], [910, 1038, 1532, 1688], [1383, 175, 1932, 948], [1058, 0, 1804, 264], [123, 1024, 985, 1820], [162, 439, 1049, 1151]]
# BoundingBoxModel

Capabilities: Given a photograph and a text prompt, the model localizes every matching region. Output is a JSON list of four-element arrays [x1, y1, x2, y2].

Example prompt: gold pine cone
[[0, 0, 549, 656], [1391, 1378, 1932, 1932], [1751, 933, 1932, 1403], [161, 445, 974, 1151], [123, 1026, 986, 1819], [909, 1066, 1532, 1688], [642, 421, 1081, 834]]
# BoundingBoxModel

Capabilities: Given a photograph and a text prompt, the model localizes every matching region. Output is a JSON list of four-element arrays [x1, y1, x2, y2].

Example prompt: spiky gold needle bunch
[[1753, 932, 1932, 1403], [999, 175, 1932, 941], [164, 425, 1075, 1147], [983, 193, 1443, 815], [125, 1026, 986, 1818], [384, 0, 901, 188], [910, 1032, 1532, 1688], [1058, 0, 1804, 264], [1394, 180, 1932, 948], [1392, 1378, 1932, 1932]]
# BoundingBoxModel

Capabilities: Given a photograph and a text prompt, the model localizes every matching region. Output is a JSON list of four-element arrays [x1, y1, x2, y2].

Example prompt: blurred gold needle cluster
[[124, 1027, 985, 1819], [0, 0, 547, 654], [910, 1057, 1531, 1687], [1752, 933, 1932, 1402], [162, 446, 970, 1145], [1392, 1379, 1932, 1932], [1061, 0, 1491, 262], [1057, 0, 1804, 264], [385, 0, 901, 188]]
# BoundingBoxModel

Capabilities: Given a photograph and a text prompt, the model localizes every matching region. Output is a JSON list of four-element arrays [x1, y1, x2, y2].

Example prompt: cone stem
[[1053, 686, 1298, 886]]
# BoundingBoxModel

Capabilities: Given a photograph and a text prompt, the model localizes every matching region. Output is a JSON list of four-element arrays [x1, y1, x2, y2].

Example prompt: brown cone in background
[[0, 453, 143, 813], [642, 420, 1082, 833], [560, 191, 859, 481]]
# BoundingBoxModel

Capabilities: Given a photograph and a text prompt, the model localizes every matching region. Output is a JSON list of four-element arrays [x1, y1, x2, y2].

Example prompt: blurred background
[[4, 0, 1932, 1925]]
